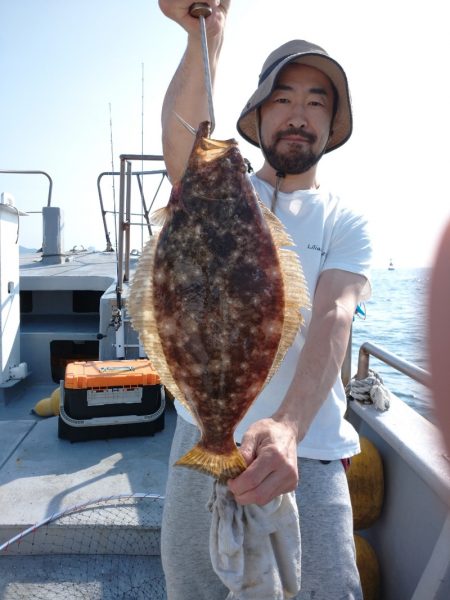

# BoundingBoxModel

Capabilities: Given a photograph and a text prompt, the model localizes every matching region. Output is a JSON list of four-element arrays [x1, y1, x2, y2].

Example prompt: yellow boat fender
[[33, 387, 60, 417], [354, 534, 381, 600], [346, 436, 384, 530]]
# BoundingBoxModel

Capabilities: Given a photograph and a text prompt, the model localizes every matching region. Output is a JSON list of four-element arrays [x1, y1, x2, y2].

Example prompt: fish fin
[[257, 197, 294, 247], [150, 206, 169, 226], [266, 247, 310, 382], [127, 235, 186, 405], [241, 186, 309, 385], [257, 195, 311, 384], [174, 112, 197, 135], [256, 186, 313, 396], [175, 443, 247, 483]]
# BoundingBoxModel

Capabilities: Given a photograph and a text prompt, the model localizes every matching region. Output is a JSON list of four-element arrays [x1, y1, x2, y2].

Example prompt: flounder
[[128, 121, 308, 482]]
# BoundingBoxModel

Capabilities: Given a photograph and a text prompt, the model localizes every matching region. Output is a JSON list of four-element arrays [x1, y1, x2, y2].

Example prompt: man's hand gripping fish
[[129, 121, 309, 483]]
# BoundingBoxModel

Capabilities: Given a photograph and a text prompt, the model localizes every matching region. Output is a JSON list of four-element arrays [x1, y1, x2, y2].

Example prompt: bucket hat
[[237, 40, 352, 153]]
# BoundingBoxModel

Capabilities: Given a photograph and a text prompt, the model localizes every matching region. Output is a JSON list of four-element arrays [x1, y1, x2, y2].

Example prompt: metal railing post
[[117, 157, 126, 293], [124, 161, 132, 283], [355, 341, 431, 388], [0, 169, 53, 208]]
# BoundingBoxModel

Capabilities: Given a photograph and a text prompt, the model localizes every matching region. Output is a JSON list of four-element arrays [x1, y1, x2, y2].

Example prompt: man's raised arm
[[158, 0, 230, 183]]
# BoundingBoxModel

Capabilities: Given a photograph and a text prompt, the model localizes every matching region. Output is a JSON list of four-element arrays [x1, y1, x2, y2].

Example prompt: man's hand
[[158, 0, 230, 39], [227, 417, 299, 506]]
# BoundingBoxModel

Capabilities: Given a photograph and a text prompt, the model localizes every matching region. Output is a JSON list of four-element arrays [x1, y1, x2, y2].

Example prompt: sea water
[[351, 267, 433, 421]]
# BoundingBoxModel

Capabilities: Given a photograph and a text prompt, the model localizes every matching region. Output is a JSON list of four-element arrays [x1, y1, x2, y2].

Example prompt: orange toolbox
[[58, 359, 165, 441]]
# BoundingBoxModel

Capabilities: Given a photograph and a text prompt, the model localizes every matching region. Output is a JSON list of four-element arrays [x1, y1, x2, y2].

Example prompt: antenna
[[109, 102, 118, 252], [140, 63, 145, 248], [141, 63, 144, 162]]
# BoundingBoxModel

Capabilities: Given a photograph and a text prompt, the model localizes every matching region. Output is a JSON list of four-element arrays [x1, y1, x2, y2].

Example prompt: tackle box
[[58, 359, 165, 442]]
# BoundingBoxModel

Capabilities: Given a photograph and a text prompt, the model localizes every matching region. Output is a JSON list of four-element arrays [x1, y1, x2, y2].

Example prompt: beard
[[260, 128, 326, 175]]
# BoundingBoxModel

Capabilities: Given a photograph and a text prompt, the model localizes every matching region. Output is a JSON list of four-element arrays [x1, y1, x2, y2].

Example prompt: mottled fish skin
[[129, 121, 307, 482]]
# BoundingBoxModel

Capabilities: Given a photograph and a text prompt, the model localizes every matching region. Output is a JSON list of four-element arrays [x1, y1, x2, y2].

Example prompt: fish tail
[[175, 443, 247, 483]]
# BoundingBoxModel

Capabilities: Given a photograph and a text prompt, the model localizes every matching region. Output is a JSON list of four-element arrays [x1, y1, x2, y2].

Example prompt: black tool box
[[58, 359, 165, 442]]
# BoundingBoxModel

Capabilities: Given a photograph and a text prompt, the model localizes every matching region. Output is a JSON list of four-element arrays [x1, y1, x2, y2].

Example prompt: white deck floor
[[0, 383, 175, 543]]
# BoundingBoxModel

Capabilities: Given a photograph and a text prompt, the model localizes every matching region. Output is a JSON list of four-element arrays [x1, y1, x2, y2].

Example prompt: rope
[[346, 369, 392, 412]]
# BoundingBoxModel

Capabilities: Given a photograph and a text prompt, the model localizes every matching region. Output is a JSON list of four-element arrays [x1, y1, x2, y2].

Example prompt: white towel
[[208, 482, 301, 600]]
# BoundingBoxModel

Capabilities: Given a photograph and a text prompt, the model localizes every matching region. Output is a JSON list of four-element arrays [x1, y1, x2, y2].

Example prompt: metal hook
[[189, 3, 215, 134]]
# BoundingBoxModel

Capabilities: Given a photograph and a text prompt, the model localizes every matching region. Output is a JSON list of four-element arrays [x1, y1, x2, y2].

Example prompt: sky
[[1, 0, 449, 268]]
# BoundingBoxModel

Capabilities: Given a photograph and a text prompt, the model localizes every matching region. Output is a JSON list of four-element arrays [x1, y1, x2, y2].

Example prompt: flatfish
[[128, 121, 308, 482]]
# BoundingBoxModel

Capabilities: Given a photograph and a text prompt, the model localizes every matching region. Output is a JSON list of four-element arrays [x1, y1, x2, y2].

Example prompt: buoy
[[354, 534, 381, 600], [33, 387, 61, 417], [347, 436, 384, 530]]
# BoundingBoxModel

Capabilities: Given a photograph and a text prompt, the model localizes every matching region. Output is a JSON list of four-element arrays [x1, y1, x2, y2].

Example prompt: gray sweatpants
[[161, 417, 362, 600]]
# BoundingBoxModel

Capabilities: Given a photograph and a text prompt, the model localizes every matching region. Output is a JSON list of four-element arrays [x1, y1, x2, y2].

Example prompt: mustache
[[274, 128, 317, 144]]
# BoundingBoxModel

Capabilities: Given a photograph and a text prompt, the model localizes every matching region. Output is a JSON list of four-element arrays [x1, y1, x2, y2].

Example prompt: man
[[429, 220, 450, 454], [158, 1, 371, 598]]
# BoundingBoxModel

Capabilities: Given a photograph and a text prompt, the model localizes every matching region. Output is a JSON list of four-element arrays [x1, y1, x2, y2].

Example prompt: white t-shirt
[[175, 174, 372, 460]]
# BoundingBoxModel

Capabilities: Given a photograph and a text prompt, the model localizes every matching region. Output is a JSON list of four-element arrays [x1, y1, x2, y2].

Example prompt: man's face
[[259, 63, 335, 174]]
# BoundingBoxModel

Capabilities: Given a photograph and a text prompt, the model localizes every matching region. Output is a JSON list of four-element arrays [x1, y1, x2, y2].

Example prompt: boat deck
[[0, 385, 175, 538], [19, 249, 120, 290], [0, 381, 175, 598]]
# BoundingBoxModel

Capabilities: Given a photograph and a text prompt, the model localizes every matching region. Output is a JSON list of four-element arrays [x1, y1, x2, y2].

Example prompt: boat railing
[[0, 169, 53, 210], [97, 155, 167, 256], [117, 154, 167, 286], [97, 154, 166, 270], [97, 154, 168, 324], [351, 340, 431, 388]]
